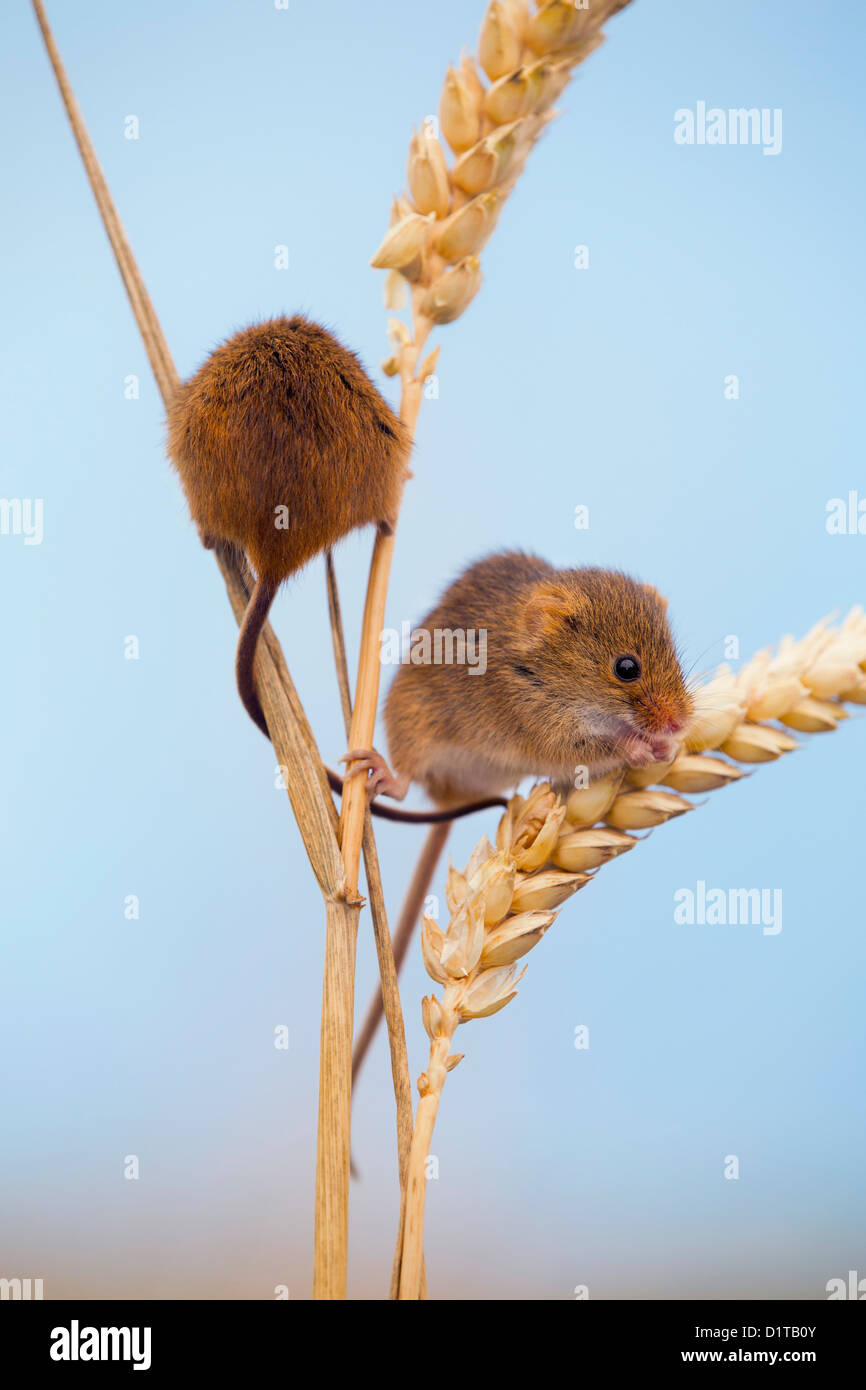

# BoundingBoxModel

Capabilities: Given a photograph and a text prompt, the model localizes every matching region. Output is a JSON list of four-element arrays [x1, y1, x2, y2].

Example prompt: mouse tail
[[235, 574, 279, 736], [323, 765, 506, 824], [368, 793, 508, 823]]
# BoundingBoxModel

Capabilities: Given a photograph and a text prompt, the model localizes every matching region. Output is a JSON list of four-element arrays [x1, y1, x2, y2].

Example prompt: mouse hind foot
[[339, 748, 410, 803]]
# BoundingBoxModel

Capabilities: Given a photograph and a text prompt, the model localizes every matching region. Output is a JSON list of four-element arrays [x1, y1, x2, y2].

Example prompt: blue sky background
[[1, 0, 864, 1299]]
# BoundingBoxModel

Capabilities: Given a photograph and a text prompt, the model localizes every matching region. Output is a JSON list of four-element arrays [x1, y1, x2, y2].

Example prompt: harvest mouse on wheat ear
[[348, 550, 693, 1100], [358, 549, 694, 809]]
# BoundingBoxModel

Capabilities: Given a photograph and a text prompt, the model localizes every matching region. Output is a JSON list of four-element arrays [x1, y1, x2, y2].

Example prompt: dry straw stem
[[30, 0, 394, 1300], [343, 0, 634, 896], [366, 0, 636, 1294], [327, 554, 414, 1170], [352, 822, 451, 1099], [397, 610, 866, 1297], [324, 555, 425, 1297]]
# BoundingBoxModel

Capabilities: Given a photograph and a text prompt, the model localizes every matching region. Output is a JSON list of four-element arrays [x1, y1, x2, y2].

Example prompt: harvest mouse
[[348, 548, 693, 1107], [347, 550, 693, 808], [167, 314, 411, 738]]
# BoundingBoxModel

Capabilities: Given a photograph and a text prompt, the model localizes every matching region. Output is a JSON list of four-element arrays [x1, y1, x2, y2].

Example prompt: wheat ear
[[397, 607, 866, 1297]]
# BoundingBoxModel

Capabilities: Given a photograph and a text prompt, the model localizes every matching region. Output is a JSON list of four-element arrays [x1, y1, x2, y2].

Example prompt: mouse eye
[[613, 654, 641, 683]]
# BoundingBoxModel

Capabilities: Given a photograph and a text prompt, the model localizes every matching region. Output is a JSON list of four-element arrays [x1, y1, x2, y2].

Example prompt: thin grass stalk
[[397, 1036, 449, 1299], [351, 818, 449, 1297], [339, 341, 429, 894], [351, 821, 451, 1094], [32, 0, 359, 1299], [314, 898, 359, 1299], [324, 553, 423, 1296]]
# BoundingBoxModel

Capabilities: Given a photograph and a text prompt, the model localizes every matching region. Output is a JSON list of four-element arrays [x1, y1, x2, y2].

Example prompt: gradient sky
[[1, 0, 864, 1300]]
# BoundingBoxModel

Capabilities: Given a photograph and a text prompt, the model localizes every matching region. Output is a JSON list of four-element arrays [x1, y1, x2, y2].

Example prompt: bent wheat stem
[[33, 0, 357, 1299]]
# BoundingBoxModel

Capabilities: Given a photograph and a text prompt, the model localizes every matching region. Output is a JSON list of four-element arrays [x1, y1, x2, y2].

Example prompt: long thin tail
[[236, 576, 278, 736], [322, 766, 505, 824], [352, 821, 452, 1097]]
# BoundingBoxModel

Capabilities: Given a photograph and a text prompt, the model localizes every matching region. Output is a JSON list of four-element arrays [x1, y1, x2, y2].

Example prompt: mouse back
[[167, 315, 410, 579]]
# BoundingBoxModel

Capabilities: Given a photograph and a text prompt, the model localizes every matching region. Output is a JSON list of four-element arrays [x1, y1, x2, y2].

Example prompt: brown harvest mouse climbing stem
[[350, 548, 694, 1102], [167, 312, 406, 735]]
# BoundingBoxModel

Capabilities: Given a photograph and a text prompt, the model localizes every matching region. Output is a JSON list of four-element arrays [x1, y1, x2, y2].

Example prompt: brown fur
[[167, 315, 411, 734], [385, 550, 693, 806], [168, 314, 409, 578]]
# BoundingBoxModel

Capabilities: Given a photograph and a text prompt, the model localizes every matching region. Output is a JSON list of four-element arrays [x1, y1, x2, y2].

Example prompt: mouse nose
[[638, 697, 689, 737]]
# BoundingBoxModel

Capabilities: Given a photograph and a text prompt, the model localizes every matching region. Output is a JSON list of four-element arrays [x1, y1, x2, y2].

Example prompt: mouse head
[[517, 567, 693, 766]]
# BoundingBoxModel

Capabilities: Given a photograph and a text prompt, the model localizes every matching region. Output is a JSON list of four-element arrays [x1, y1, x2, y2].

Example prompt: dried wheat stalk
[[30, 0, 409, 1301], [362, 2, 636, 1289], [397, 608, 866, 1297], [343, 0, 635, 895]]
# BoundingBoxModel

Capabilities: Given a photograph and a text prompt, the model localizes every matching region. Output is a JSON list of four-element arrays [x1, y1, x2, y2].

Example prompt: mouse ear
[[641, 582, 669, 612], [521, 582, 589, 645]]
